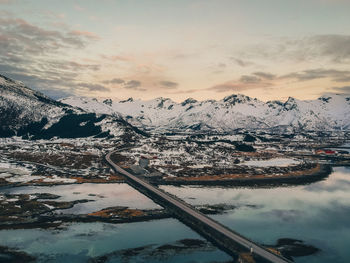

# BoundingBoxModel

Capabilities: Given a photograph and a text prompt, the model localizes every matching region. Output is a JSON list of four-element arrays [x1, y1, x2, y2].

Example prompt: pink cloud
[[69, 30, 99, 40]]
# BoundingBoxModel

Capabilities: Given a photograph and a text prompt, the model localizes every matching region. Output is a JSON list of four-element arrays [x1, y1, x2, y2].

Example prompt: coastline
[[159, 164, 332, 187]]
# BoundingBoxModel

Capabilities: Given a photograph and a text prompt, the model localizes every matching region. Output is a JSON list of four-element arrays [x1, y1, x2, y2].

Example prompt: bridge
[[106, 151, 292, 263]]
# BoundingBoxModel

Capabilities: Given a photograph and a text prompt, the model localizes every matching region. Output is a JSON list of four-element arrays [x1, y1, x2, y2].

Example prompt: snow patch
[[242, 158, 301, 167]]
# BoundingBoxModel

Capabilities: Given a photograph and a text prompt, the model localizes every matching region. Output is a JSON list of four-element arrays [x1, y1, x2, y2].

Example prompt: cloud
[[77, 83, 109, 92], [253, 72, 276, 80], [0, 17, 90, 53], [209, 67, 350, 94], [159, 80, 179, 89], [209, 73, 275, 93], [333, 86, 350, 95], [281, 69, 350, 82], [308, 35, 350, 63], [209, 82, 271, 93], [69, 30, 99, 40], [210, 62, 228, 74], [67, 61, 100, 71], [241, 34, 350, 64], [103, 78, 125, 84], [104, 77, 164, 91], [100, 54, 131, 62], [0, 15, 102, 97], [261, 209, 304, 222], [168, 89, 201, 94], [124, 80, 143, 90], [209, 83, 247, 92], [230, 57, 254, 67], [240, 75, 261, 84]]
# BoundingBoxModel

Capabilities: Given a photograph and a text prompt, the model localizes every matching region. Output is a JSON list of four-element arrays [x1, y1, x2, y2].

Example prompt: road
[[106, 151, 292, 263]]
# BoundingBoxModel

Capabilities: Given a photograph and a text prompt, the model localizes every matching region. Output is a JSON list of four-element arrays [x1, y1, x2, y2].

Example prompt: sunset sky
[[1, 0, 350, 102]]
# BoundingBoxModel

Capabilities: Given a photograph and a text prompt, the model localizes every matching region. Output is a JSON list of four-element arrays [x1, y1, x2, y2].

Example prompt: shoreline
[[158, 164, 332, 187]]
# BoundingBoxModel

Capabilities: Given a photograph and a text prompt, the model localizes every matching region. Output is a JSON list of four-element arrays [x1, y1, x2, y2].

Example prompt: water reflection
[[160, 167, 350, 263], [2, 183, 161, 214], [0, 219, 231, 263]]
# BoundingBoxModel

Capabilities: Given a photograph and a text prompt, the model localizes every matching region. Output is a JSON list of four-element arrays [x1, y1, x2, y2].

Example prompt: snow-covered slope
[[0, 75, 145, 139], [0, 74, 67, 136], [60, 93, 350, 132]]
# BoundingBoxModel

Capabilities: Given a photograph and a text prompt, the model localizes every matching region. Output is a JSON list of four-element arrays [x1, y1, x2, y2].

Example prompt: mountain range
[[60, 93, 350, 132], [1, 74, 349, 139]]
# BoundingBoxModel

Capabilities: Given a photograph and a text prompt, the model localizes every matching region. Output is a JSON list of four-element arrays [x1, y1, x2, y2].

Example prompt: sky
[[1, 0, 350, 102]]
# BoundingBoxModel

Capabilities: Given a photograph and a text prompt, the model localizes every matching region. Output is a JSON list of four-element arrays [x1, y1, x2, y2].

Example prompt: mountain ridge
[[60, 93, 350, 132], [0, 74, 145, 139], [1, 73, 349, 136]]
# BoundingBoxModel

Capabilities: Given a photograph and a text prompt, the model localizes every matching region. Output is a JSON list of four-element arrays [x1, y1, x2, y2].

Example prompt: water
[[0, 219, 231, 262], [0, 183, 231, 262], [161, 166, 350, 263], [1, 183, 161, 214], [2, 167, 349, 262]]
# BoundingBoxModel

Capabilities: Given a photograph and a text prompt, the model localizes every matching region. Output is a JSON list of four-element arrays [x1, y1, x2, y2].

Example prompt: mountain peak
[[223, 94, 253, 104], [103, 98, 113, 106], [181, 98, 198, 106], [154, 97, 172, 108], [155, 97, 171, 102], [120, 97, 134, 103], [283, 97, 298, 111]]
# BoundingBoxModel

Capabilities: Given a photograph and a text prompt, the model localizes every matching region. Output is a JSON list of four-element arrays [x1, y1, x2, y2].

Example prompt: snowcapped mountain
[[0, 74, 66, 137], [0, 75, 145, 139], [60, 93, 350, 132]]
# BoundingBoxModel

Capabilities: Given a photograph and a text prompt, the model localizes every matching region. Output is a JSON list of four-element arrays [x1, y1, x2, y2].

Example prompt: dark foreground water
[[0, 219, 232, 263], [161, 166, 350, 263]]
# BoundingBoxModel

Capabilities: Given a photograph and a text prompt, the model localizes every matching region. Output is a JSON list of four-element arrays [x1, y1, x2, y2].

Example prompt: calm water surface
[[1, 168, 349, 262], [0, 183, 231, 262], [0, 219, 232, 262], [2, 183, 161, 214], [161, 166, 350, 263]]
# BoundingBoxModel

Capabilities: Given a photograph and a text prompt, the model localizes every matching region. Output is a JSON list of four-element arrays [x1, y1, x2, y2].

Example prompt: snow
[[44, 204, 55, 210], [1, 75, 133, 140], [0, 162, 33, 175], [264, 147, 278, 151], [6, 174, 43, 183], [60, 93, 350, 132], [0, 161, 41, 183], [42, 176, 76, 183], [6, 198, 19, 202], [29, 195, 37, 200], [0, 172, 12, 178], [0, 77, 7, 85], [187, 164, 209, 169], [242, 158, 301, 167]]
